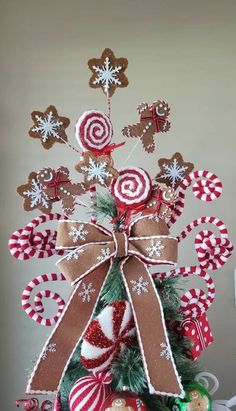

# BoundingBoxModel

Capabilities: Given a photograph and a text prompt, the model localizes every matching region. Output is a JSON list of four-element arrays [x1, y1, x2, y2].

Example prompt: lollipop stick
[[106, 91, 111, 119], [122, 138, 141, 166], [90, 185, 97, 224], [57, 135, 81, 155]]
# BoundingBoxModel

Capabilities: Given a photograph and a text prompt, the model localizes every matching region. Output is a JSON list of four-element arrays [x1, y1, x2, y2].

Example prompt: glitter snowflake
[[97, 248, 111, 262], [23, 178, 49, 209], [32, 111, 64, 143], [66, 247, 85, 261], [79, 282, 96, 302], [146, 239, 165, 258], [81, 157, 113, 186], [68, 224, 88, 243], [130, 276, 149, 296], [42, 342, 57, 360], [157, 158, 189, 188], [92, 57, 122, 94], [160, 342, 171, 360]]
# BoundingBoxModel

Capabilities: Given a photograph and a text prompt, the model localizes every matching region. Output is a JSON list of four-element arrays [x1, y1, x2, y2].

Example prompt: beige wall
[[1, 0, 236, 409]]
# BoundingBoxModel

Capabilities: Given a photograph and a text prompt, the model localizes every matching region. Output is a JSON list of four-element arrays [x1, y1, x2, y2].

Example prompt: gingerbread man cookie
[[122, 100, 171, 153], [105, 398, 134, 411], [29, 105, 70, 150], [37, 166, 87, 215], [145, 184, 176, 220]]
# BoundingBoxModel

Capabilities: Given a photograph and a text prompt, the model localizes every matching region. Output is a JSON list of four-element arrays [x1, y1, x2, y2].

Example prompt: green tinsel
[[58, 194, 200, 411]]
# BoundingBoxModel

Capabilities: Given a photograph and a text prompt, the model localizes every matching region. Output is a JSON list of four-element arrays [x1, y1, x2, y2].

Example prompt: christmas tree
[[9, 48, 233, 411]]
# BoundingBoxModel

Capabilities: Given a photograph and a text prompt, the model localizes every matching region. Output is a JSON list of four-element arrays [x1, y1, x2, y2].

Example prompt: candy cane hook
[[21, 273, 66, 326], [154, 266, 215, 318], [169, 171, 223, 227]]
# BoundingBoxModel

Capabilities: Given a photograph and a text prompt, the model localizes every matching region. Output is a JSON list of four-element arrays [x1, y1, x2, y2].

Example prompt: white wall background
[[1, 0, 236, 409]]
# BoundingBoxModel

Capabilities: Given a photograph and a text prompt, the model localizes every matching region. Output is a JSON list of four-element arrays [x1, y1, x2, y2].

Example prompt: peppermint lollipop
[[110, 167, 152, 207], [75, 110, 113, 153]]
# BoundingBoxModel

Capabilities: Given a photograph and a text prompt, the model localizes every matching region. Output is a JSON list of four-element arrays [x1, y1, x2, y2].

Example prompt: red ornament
[[100, 391, 148, 411], [69, 371, 112, 411], [178, 314, 214, 360]]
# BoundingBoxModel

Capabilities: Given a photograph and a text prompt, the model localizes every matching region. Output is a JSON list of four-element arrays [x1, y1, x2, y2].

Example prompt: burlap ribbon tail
[[26, 216, 184, 398]]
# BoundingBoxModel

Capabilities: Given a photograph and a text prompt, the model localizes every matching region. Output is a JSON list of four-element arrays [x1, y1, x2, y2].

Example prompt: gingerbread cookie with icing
[[37, 166, 87, 215], [88, 48, 129, 97], [17, 171, 54, 214], [122, 101, 171, 153], [29, 105, 70, 150]]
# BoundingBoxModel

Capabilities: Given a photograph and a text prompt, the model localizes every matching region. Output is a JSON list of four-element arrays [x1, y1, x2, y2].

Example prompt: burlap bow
[[27, 216, 184, 398]]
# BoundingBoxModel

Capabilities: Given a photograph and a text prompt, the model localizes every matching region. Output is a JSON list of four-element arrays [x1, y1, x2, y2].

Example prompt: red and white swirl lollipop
[[110, 167, 152, 207], [75, 110, 113, 153]]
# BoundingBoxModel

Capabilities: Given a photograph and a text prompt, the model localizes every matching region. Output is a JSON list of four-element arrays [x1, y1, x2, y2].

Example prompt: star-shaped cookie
[[155, 152, 194, 189], [88, 48, 128, 97], [37, 166, 87, 215], [75, 152, 118, 187], [29, 105, 70, 149], [17, 171, 54, 213]]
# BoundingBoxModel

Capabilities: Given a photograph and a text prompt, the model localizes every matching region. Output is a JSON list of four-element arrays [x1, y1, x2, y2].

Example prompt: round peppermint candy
[[80, 301, 135, 372], [110, 167, 152, 207], [75, 110, 113, 152], [69, 371, 112, 411]]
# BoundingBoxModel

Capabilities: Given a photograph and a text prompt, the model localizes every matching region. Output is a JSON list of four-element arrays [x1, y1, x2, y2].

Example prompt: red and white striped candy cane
[[9, 213, 67, 260], [21, 273, 66, 326], [177, 216, 233, 270], [154, 266, 215, 318], [168, 171, 223, 227]]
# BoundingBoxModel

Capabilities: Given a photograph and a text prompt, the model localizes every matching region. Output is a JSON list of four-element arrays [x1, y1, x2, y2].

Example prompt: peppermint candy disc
[[69, 371, 112, 411], [80, 301, 135, 372], [75, 110, 113, 152], [110, 167, 152, 206]]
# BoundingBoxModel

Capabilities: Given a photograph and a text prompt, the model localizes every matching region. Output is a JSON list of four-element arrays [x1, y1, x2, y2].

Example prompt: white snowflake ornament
[[146, 239, 165, 258], [130, 276, 149, 296], [69, 224, 88, 243], [79, 282, 96, 303]]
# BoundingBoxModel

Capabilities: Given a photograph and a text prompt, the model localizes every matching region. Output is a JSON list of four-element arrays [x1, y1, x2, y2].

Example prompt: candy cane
[[177, 217, 233, 270], [168, 171, 223, 227], [154, 266, 215, 318], [9, 213, 67, 260], [21, 273, 66, 326]]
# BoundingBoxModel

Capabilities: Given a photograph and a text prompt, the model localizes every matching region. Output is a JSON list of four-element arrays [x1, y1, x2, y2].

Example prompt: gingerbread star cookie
[[29, 105, 70, 149], [88, 48, 129, 97], [37, 166, 87, 215], [17, 171, 53, 214], [155, 152, 194, 189], [75, 152, 118, 187], [122, 101, 171, 153]]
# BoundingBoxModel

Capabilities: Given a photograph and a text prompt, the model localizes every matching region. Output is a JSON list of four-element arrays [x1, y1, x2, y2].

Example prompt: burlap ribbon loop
[[56, 216, 178, 285], [26, 215, 184, 398]]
